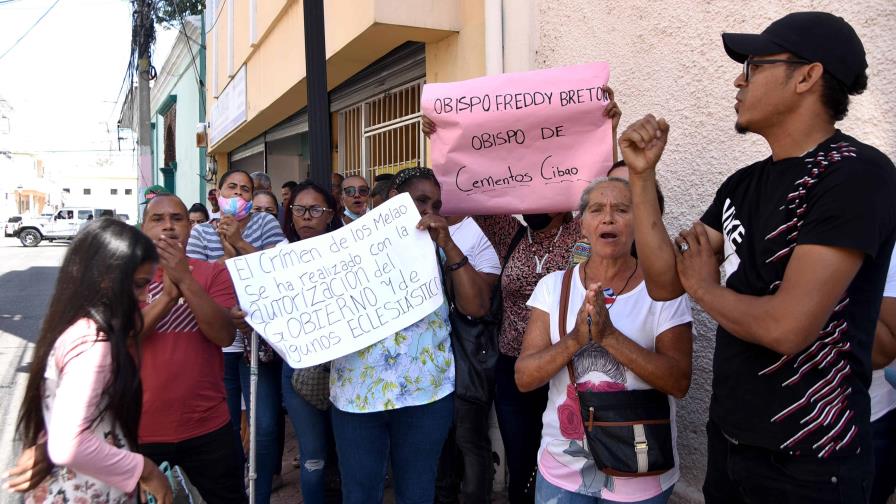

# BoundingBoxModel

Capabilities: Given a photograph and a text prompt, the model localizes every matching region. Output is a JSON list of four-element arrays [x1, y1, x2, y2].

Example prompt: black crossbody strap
[[483, 223, 528, 315], [557, 267, 578, 387], [502, 223, 529, 275], [445, 221, 528, 317]]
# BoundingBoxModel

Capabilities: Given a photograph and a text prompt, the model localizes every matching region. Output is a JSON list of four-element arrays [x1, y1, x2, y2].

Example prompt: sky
[[0, 0, 176, 171]]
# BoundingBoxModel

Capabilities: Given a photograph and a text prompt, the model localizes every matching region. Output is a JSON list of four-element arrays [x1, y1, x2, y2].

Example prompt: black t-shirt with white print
[[701, 130, 896, 457]]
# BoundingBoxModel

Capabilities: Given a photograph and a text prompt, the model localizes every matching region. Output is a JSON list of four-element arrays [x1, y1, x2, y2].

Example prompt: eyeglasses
[[290, 205, 331, 218], [743, 57, 812, 82], [343, 186, 370, 197]]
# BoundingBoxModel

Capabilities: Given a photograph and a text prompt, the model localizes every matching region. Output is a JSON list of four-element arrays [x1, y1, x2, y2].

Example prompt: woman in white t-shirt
[[516, 177, 693, 503]]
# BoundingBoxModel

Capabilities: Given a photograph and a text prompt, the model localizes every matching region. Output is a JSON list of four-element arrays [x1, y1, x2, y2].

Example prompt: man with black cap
[[621, 12, 896, 503]]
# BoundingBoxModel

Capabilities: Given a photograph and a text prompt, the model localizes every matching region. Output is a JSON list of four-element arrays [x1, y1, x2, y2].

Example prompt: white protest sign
[[225, 193, 444, 368]]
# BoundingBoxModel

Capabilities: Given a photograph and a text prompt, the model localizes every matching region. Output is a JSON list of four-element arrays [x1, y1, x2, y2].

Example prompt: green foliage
[[153, 0, 204, 28]]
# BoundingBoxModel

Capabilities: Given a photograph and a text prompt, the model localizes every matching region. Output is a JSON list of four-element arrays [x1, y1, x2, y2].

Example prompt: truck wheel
[[19, 229, 41, 247]]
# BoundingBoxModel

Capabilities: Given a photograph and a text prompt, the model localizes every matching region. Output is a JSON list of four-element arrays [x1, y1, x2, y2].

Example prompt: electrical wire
[[15, 148, 137, 153], [0, 0, 63, 62], [108, 57, 136, 124], [170, 0, 206, 116]]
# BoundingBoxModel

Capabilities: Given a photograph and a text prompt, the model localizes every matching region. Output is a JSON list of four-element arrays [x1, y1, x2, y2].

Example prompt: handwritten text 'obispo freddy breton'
[[431, 86, 609, 195]]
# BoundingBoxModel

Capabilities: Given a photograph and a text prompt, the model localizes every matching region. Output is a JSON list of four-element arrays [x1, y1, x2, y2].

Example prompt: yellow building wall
[[232, 0, 249, 77], [207, 0, 486, 179], [425, 0, 486, 83]]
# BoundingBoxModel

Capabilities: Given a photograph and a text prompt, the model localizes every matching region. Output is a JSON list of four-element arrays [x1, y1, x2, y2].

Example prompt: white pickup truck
[[15, 207, 116, 247]]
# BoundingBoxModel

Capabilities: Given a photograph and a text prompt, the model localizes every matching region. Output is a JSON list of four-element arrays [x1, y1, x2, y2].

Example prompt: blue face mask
[[344, 207, 363, 221]]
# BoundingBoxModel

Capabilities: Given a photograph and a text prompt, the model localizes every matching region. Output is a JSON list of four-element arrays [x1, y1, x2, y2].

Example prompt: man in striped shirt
[[138, 194, 248, 503]]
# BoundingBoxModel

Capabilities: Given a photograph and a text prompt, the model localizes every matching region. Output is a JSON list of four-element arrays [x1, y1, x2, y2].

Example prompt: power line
[[0, 0, 63, 62], [170, 1, 205, 116], [10, 148, 136, 153]]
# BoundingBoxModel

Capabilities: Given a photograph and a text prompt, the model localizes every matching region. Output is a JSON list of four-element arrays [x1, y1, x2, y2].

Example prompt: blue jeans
[[535, 471, 674, 504], [223, 352, 246, 465], [281, 364, 331, 504], [871, 407, 896, 504], [223, 351, 282, 504], [331, 393, 455, 504]]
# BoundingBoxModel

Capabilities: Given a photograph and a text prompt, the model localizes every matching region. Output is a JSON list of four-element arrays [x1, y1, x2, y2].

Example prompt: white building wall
[[47, 150, 140, 223], [533, 1, 896, 502], [151, 16, 206, 207], [58, 176, 139, 220]]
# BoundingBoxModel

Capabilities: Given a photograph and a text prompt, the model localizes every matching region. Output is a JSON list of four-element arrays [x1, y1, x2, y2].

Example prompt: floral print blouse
[[329, 303, 455, 412]]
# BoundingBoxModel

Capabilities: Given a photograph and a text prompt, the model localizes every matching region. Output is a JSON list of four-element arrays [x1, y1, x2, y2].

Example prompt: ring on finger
[[678, 241, 690, 253]]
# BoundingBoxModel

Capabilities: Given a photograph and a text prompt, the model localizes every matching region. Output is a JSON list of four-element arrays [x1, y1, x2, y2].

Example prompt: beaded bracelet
[[446, 255, 470, 272]]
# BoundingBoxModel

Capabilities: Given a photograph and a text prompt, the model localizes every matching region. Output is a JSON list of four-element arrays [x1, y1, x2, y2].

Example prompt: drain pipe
[[484, 0, 504, 75]]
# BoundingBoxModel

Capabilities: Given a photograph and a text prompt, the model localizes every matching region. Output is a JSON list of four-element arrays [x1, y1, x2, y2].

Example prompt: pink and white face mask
[[217, 195, 253, 221]]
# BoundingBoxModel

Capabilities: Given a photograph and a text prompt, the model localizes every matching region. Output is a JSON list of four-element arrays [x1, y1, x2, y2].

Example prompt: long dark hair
[[17, 219, 158, 449], [283, 179, 343, 243]]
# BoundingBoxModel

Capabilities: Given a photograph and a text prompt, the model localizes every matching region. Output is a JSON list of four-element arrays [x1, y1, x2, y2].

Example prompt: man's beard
[[734, 121, 750, 135]]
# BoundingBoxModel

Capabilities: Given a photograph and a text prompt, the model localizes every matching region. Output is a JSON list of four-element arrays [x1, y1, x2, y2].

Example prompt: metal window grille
[[338, 79, 425, 183]]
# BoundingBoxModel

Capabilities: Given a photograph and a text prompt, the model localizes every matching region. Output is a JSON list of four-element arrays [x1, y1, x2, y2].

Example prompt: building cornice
[[150, 16, 203, 115]]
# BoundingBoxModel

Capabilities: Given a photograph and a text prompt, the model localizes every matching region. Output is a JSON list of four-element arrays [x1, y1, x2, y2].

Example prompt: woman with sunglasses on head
[[340, 175, 370, 225], [17, 219, 172, 504], [515, 177, 693, 503], [186, 169, 285, 504], [329, 167, 494, 504]]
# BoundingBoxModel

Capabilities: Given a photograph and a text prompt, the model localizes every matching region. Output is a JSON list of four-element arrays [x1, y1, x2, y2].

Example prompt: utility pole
[[303, 0, 332, 190], [135, 0, 155, 194]]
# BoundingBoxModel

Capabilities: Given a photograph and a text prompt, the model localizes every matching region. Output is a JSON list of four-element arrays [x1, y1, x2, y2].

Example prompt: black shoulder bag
[[443, 224, 527, 406], [557, 267, 675, 477]]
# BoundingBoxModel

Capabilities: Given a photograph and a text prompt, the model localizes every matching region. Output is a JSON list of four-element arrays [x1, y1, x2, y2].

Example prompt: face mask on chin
[[523, 213, 553, 231], [217, 195, 252, 221], [344, 207, 363, 221]]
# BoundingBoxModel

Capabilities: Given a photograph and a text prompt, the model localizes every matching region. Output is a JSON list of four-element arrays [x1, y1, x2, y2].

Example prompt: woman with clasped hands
[[515, 177, 693, 503]]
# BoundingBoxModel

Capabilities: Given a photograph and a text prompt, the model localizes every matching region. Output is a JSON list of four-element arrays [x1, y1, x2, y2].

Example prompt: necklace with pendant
[[529, 224, 564, 274]]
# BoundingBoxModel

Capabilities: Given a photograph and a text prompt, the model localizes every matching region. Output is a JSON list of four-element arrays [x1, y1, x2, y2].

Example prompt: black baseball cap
[[722, 12, 867, 92]]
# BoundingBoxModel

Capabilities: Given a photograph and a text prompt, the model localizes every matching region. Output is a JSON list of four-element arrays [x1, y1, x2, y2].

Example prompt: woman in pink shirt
[[16, 218, 172, 503]]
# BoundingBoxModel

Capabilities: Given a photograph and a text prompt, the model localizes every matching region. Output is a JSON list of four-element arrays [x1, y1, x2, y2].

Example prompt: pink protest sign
[[422, 62, 613, 215]]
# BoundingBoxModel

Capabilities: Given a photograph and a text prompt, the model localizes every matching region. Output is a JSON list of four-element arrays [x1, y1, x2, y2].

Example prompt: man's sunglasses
[[343, 186, 370, 197]]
